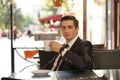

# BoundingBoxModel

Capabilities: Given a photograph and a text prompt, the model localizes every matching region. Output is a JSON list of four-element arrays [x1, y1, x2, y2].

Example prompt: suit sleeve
[[62, 41, 93, 70]]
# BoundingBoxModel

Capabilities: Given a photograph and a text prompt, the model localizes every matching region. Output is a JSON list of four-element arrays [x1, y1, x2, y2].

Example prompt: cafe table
[[2, 69, 108, 80]]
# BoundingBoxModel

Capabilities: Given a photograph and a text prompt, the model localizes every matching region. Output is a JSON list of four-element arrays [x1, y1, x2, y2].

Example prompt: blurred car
[[1, 31, 7, 37]]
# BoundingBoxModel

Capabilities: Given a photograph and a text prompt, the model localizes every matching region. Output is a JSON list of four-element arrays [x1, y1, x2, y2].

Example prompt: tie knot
[[63, 44, 69, 48]]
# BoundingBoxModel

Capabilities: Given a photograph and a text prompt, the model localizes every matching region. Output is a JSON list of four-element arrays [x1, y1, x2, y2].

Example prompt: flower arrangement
[[53, 0, 63, 7]]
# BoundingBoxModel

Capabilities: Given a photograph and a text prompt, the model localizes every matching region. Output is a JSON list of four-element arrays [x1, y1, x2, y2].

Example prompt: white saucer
[[31, 70, 51, 76]]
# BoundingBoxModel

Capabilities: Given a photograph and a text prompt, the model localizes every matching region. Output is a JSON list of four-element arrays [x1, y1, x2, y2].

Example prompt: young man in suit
[[42, 15, 93, 71]]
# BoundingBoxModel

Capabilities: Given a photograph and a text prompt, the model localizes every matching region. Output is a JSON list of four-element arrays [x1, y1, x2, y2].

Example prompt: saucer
[[31, 70, 51, 77]]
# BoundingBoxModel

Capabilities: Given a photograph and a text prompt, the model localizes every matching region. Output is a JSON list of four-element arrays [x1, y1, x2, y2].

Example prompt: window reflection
[[87, 0, 110, 48]]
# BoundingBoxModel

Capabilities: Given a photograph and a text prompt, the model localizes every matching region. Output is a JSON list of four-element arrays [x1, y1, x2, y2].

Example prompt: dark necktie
[[52, 54, 62, 71], [52, 44, 69, 71]]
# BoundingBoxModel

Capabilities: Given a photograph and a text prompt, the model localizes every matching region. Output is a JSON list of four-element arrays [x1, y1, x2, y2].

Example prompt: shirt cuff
[[61, 48, 68, 56]]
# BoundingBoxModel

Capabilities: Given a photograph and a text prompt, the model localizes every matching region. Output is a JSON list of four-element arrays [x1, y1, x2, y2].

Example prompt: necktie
[[52, 54, 62, 71], [52, 44, 69, 71]]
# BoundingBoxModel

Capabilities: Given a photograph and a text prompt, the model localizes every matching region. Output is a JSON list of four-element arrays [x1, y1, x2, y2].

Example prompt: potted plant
[[53, 0, 63, 7], [45, 0, 70, 11]]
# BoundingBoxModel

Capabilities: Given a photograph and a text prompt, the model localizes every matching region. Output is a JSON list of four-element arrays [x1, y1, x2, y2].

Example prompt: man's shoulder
[[77, 37, 90, 42], [78, 38, 92, 45]]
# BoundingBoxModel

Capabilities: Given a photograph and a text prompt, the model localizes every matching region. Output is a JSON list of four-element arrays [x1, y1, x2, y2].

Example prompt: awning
[[39, 14, 62, 22]]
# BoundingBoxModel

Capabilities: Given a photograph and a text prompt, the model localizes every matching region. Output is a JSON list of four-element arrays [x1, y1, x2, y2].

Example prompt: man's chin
[[65, 38, 71, 41]]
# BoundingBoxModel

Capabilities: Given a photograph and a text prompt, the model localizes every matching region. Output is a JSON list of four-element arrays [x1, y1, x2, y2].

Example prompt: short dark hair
[[60, 15, 79, 28]]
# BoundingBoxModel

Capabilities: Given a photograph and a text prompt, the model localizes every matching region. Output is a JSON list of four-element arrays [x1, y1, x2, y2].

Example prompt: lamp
[[93, 0, 110, 6]]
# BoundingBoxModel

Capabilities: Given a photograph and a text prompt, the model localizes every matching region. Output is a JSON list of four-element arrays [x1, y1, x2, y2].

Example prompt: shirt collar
[[67, 36, 79, 49]]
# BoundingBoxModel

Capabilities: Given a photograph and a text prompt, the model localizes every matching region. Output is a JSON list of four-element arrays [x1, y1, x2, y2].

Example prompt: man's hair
[[60, 15, 79, 28]]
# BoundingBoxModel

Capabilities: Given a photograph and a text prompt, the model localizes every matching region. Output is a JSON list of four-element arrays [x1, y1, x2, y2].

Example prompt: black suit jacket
[[42, 37, 93, 71]]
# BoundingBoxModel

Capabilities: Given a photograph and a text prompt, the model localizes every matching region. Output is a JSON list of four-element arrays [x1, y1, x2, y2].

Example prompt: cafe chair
[[38, 50, 56, 69], [93, 44, 105, 50], [92, 49, 120, 69]]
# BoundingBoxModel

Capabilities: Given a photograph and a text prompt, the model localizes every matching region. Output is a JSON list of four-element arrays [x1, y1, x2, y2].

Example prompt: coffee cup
[[44, 40, 51, 51]]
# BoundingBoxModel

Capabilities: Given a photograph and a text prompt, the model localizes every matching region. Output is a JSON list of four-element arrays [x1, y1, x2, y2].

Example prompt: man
[[13, 26, 18, 40], [42, 15, 93, 71]]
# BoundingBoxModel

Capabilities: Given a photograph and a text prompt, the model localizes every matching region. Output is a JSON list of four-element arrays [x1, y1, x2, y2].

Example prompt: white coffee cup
[[44, 40, 51, 51]]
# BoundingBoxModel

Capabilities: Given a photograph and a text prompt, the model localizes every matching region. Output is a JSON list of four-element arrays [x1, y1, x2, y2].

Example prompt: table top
[[8, 70, 105, 80]]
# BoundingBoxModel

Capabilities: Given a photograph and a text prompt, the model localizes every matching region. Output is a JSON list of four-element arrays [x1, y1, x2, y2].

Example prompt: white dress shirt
[[52, 36, 79, 71]]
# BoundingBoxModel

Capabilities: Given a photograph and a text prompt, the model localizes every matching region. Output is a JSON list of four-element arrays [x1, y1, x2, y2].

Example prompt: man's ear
[[76, 27, 79, 31]]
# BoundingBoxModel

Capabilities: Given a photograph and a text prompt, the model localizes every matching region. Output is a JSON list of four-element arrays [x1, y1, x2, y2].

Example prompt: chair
[[92, 49, 120, 69], [38, 50, 56, 69], [93, 44, 105, 50]]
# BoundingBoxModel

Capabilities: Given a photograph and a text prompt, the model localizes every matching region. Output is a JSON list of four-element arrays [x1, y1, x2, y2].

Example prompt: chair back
[[93, 49, 120, 69], [38, 50, 56, 69]]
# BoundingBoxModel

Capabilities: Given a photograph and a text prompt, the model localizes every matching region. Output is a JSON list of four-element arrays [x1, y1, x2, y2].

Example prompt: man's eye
[[68, 26, 73, 28], [61, 26, 66, 29]]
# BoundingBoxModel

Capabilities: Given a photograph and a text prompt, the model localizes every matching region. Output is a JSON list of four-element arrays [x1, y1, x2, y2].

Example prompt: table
[[12, 39, 44, 73], [5, 70, 104, 80]]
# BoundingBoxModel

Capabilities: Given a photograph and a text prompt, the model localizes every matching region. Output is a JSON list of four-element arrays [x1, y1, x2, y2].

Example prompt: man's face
[[60, 20, 79, 42]]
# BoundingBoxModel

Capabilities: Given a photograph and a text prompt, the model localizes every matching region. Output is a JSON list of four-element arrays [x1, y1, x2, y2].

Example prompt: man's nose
[[64, 27, 69, 32]]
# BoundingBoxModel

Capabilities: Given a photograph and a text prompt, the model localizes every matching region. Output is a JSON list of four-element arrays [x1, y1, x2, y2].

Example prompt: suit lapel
[[70, 37, 81, 53]]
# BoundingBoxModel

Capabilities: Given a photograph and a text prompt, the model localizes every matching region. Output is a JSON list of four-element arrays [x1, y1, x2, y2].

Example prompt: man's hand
[[49, 41, 62, 53]]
